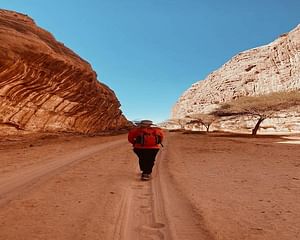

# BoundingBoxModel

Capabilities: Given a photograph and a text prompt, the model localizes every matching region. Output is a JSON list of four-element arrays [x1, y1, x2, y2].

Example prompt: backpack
[[135, 128, 162, 146]]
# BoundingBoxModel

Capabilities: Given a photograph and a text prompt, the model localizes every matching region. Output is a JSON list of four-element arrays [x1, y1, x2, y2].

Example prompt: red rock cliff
[[0, 9, 129, 134]]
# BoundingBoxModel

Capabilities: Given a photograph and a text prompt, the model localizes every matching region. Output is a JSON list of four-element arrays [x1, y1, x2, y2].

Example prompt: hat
[[140, 120, 153, 125]]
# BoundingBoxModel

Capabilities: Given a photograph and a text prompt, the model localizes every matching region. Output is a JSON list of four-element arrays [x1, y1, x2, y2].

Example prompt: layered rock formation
[[172, 24, 300, 133], [0, 9, 128, 134]]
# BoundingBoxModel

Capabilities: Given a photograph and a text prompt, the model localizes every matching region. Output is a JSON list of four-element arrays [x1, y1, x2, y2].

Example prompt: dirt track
[[0, 132, 299, 240]]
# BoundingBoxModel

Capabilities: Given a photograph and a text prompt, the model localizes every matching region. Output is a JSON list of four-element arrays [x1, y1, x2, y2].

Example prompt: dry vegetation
[[165, 118, 189, 129], [213, 91, 300, 135], [215, 91, 300, 115], [186, 114, 219, 132], [165, 91, 300, 135]]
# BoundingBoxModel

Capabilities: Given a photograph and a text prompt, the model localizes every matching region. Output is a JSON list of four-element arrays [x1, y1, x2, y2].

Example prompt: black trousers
[[133, 148, 159, 174]]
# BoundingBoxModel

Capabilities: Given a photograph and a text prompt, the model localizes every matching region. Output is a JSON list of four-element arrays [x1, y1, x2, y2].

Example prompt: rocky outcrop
[[0, 9, 129, 134], [172, 24, 300, 133]]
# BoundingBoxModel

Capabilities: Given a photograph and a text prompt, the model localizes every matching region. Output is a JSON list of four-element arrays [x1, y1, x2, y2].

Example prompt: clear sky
[[1, 1, 300, 123]]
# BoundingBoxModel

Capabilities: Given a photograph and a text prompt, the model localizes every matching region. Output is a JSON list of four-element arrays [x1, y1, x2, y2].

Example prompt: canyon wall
[[172, 24, 300, 133], [0, 9, 129, 135]]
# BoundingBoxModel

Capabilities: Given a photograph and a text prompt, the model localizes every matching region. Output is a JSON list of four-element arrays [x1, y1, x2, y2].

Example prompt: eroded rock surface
[[0, 9, 128, 134], [172, 24, 300, 133]]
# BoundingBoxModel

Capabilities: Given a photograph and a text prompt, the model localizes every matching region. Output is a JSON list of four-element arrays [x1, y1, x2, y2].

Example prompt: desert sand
[[0, 131, 299, 240]]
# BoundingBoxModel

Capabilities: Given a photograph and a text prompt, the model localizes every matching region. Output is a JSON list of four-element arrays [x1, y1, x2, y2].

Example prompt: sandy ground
[[0, 131, 299, 240]]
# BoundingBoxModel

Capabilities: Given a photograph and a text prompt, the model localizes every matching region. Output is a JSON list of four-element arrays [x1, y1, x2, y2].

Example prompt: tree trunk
[[206, 124, 210, 132], [252, 117, 265, 135]]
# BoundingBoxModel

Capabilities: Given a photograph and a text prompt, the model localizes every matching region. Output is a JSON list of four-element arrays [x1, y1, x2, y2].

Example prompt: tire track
[[159, 138, 215, 240], [113, 149, 172, 240], [113, 139, 214, 240], [0, 139, 126, 205]]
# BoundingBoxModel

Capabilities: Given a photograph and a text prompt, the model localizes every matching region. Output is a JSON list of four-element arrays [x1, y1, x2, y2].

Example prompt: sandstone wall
[[172, 24, 300, 133], [0, 9, 129, 134]]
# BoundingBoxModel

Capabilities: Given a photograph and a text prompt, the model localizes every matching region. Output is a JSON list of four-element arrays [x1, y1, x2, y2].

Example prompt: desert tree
[[212, 91, 300, 135], [166, 118, 190, 130], [186, 113, 218, 132]]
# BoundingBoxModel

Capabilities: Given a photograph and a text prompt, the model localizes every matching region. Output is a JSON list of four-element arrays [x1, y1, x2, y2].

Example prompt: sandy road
[[0, 139, 126, 205], [0, 135, 137, 240], [113, 149, 173, 240], [2, 132, 296, 239], [0, 134, 212, 240], [113, 139, 213, 240]]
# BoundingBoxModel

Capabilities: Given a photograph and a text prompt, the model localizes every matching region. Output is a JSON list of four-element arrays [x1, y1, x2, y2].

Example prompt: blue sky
[[1, 1, 300, 123]]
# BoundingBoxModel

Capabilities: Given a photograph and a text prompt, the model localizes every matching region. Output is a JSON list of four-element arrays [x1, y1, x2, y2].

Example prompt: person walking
[[128, 120, 164, 180]]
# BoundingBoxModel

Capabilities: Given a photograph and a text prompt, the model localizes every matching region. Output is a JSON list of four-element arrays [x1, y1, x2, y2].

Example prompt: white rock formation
[[172, 24, 300, 133]]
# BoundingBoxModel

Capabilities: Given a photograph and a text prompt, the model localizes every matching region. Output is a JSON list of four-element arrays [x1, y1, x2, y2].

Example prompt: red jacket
[[128, 127, 164, 149]]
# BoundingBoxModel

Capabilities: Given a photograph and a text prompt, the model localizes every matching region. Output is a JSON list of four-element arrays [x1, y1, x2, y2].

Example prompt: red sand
[[0, 132, 299, 240]]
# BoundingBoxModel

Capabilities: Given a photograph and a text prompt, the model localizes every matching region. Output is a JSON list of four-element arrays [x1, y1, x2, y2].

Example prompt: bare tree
[[213, 91, 300, 135], [186, 114, 218, 132], [166, 118, 189, 130]]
